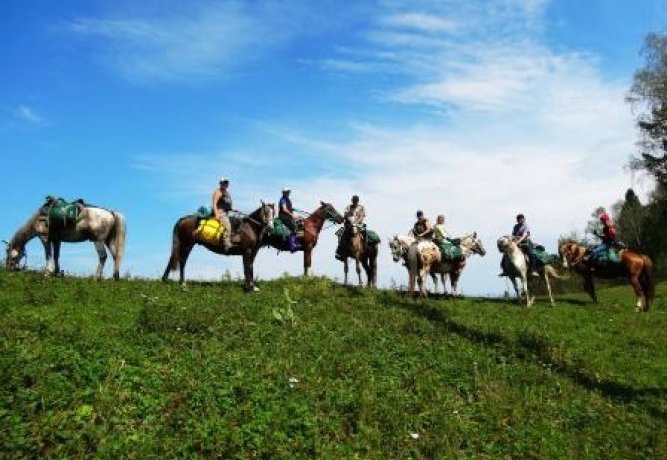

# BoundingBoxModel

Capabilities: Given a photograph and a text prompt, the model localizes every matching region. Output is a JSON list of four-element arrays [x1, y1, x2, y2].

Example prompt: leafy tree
[[627, 33, 667, 187], [611, 189, 646, 249]]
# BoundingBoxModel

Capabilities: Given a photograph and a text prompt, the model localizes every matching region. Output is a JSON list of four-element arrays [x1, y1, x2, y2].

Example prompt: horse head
[[259, 200, 275, 229], [558, 241, 583, 268], [496, 235, 515, 254], [462, 231, 486, 256], [4, 240, 25, 270], [319, 201, 344, 224], [388, 235, 404, 262]]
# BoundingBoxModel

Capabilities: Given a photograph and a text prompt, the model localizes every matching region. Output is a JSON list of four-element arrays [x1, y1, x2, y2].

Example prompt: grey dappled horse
[[5, 202, 126, 279]]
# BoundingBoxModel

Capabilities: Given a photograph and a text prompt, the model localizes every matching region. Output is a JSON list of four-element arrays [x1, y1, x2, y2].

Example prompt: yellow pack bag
[[194, 218, 225, 244]]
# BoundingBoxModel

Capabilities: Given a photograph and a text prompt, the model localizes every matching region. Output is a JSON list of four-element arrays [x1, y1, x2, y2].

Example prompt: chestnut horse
[[559, 241, 655, 312], [162, 202, 274, 292], [264, 201, 343, 276], [338, 218, 379, 287]]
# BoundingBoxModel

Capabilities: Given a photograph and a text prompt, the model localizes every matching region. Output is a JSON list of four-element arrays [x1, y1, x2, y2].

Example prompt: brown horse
[[338, 219, 379, 287], [264, 201, 343, 276], [559, 241, 655, 312], [162, 202, 274, 291]]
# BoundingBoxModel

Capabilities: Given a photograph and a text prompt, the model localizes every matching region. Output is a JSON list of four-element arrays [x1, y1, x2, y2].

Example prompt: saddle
[[46, 197, 83, 230]]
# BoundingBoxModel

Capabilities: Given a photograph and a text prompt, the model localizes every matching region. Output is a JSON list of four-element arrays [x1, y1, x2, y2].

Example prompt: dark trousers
[[279, 214, 297, 233]]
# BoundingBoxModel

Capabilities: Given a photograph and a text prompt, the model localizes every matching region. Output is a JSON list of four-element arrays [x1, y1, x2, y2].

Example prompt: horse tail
[[639, 255, 655, 311], [111, 211, 127, 278], [163, 220, 182, 277]]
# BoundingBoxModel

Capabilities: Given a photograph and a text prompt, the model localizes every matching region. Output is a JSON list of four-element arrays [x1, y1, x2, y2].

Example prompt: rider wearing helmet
[[587, 211, 617, 262], [212, 177, 233, 250]]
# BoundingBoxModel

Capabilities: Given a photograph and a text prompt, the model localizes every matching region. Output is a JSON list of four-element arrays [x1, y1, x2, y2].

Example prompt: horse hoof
[[252, 286, 260, 292]]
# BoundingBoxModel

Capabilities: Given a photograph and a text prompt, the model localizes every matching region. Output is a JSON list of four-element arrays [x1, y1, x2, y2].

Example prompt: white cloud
[[13, 105, 43, 124]]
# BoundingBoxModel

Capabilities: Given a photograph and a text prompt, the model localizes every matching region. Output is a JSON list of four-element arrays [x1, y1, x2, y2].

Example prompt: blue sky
[[2, 0, 665, 294]]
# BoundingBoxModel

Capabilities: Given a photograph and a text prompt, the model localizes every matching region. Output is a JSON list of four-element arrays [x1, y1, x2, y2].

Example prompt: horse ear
[[261, 199, 265, 205], [473, 232, 477, 238]]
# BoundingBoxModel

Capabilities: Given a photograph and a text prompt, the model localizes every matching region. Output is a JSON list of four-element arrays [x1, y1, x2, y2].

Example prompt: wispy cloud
[[13, 104, 43, 124], [68, 1, 313, 83]]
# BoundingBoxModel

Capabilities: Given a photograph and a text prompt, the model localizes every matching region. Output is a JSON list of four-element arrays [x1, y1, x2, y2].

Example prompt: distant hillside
[[0, 270, 665, 459]]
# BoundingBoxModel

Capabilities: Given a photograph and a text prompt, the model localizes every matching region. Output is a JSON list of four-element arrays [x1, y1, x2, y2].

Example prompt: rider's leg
[[218, 213, 232, 250]]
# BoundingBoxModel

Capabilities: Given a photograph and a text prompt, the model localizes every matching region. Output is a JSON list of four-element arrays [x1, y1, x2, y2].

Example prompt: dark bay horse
[[338, 219, 379, 287], [162, 202, 274, 291], [559, 241, 655, 312], [5, 201, 127, 279], [264, 201, 343, 276]]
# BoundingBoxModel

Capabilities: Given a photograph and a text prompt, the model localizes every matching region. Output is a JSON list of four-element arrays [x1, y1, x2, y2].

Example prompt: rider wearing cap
[[413, 210, 432, 240], [336, 195, 366, 260], [279, 187, 301, 252], [587, 211, 617, 262], [212, 177, 233, 250]]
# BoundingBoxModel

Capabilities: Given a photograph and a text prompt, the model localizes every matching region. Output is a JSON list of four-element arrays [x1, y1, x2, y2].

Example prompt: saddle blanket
[[438, 240, 463, 261]]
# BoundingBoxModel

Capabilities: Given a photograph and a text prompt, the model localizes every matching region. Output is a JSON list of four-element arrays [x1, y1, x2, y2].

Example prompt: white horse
[[5, 201, 127, 279], [388, 234, 440, 297], [430, 233, 486, 297], [497, 236, 563, 307]]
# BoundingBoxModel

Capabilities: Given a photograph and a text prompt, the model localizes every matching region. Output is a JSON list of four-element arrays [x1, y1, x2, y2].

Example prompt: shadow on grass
[[400, 300, 667, 422]]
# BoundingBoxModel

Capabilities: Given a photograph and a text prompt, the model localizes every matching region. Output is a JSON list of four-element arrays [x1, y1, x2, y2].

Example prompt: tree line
[[594, 32, 667, 276]]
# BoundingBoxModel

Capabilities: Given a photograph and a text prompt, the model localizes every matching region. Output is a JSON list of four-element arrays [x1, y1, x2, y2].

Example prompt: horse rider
[[511, 213, 539, 277], [586, 211, 617, 263], [413, 210, 432, 240], [212, 177, 233, 250], [279, 187, 301, 252], [335, 195, 366, 260], [432, 214, 449, 244]]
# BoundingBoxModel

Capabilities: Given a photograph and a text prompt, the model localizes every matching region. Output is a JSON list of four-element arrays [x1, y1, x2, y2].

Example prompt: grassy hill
[[0, 269, 665, 459]]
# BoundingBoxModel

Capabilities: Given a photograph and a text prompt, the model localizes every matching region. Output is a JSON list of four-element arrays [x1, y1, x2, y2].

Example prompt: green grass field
[[1, 269, 665, 459]]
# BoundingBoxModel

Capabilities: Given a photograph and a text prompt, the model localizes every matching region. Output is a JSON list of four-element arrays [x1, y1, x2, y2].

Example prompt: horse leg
[[361, 255, 371, 288], [629, 274, 644, 312], [304, 249, 312, 277], [107, 240, 121, 280], [583, 274, 597, 302], [509, 277, 521, 301], [522, 275, 533, 307], [94, 241, 107, 280], [53, 241, 61, 276], [543, 270, 555, 306], [343, 258, 349, 285], [450, 270, 460, 297], [44, 241, 54, 275], [178, 242, 195, 287], [356, 256, 363, 287], [243, 250, 259, 292], [408, 269, 416, 298]]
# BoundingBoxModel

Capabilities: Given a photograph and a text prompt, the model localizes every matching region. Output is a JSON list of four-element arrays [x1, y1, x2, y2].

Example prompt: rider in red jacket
[[588, 211, 617, 261]]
